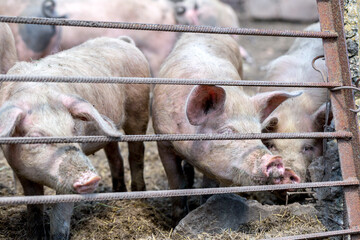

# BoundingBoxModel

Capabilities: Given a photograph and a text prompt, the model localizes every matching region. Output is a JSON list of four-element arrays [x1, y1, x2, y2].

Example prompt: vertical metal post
[[317, 0, 360, 238]]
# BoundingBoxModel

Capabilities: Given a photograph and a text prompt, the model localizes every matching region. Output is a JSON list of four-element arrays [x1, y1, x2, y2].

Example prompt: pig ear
[[186, 85, 226, 126], [311, 103, 333, 131], [0, 104, 25, 137], [261, 116, 279, 133], [252, 91, 302, 122], [60, 94, 122, 137]]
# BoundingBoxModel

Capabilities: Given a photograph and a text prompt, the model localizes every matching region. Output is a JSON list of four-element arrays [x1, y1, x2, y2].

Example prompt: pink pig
[[0, 36, 150, 239], [152, 33, 301, 223], [260, 22, 331, 193]]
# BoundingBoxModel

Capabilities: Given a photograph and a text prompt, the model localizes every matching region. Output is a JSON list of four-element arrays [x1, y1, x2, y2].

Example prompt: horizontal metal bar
[[0, 180, 357, 205], [0, 132, 352, 144], [262, 227, 360, 240], [0, 16, 338, 38], [0, 75, 342, 88]]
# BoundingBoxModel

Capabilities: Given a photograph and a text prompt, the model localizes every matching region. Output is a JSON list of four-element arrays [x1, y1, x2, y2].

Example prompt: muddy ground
[[0, 11, 325, 240]]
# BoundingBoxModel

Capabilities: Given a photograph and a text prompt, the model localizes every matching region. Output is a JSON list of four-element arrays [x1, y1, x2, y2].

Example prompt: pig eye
[[218, 127, 235, 134], [176, 6, 186, 15], [264, 141, 277, 151], [303, 145, 314, 152]]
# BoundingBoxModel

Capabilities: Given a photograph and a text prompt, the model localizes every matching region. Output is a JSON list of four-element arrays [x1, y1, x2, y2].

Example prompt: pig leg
[[104, 142, 127, 192], [50, 202, 74, 240], [182, 161, 195, 188], [123, 116, 148, 191], [127, 141, 146, 191], [18, 176, 46, 240], [157, 141, 188, 225]]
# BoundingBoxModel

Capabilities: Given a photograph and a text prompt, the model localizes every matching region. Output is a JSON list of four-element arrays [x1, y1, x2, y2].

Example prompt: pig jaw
[[189, 140, 286, 186], [56, 146, 100, 194]]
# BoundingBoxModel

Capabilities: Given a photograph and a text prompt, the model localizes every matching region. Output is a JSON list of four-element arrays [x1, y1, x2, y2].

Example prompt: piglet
[[152, 33, 301, 224], [0, 36, 150, 239], [260, 22, 331, 193]]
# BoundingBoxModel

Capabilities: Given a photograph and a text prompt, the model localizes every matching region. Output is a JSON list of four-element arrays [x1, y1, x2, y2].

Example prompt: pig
[[259, 22, 330, 192], [152, 33, 301, 224], [0, 23, 17, 74], [171, 0, 252, 64], [55, 0, 177, 76], [0, 0, 62, 61], [0, 36, 150, 239]]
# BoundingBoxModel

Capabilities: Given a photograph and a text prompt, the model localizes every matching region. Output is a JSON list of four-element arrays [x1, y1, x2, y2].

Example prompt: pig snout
[[273, 168, 301, 191], [261, 154, 285, 178], [282, 168, 301, 184], [73, 172, 101, 194]]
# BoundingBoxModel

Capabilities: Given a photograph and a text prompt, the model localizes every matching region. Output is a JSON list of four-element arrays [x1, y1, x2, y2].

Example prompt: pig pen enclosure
[[0, 0, 360, 239]]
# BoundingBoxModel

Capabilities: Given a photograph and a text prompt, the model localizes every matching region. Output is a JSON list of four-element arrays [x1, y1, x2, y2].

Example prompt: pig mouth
[[73, 173, 101, 194]]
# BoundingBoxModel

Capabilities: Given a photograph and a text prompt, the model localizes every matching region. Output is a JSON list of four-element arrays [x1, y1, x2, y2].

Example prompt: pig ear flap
[[0, 104, 25, 137], [311, 103, 333, 131], [60, 94, 122, 137], [186, 85, 226, 126], [252, 91, 303, 123], [261, 116, 279, 133]]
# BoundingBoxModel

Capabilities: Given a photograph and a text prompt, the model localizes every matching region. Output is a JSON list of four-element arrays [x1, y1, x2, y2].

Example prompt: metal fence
[[1, 0, 360, 239]]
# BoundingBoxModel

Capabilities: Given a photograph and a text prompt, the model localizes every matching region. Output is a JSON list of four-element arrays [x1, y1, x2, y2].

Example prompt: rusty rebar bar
[[0, 16, 338, 38], [0, 75, 342, 88], [0, 132, 352, 144], [0, 180, 357, 205], [262, 227, 360, 240]]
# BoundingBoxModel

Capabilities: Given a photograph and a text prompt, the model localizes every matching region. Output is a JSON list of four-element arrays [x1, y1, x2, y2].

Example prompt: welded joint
[[330, 86, 360, 113]]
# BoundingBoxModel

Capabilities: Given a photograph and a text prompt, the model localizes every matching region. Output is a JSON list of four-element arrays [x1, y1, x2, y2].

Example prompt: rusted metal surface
[[262, 226, 360, 240], [317, 0, 360, 238], [0, 15, 338, 38], [311, 55, 327, 82], [0, 75, 342, 87], [331, 86, 360, 112], [0, 180, 357, 205], [285, 191, 315, 205], [0, 132, 352, 144]]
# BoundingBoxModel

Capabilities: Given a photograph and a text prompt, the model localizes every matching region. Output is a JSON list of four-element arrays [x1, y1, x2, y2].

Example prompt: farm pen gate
[[0, 0, 359, 239]]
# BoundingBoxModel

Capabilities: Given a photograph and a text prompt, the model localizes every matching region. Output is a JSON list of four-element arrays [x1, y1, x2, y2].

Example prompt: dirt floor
[[0, 13, 326, 240]]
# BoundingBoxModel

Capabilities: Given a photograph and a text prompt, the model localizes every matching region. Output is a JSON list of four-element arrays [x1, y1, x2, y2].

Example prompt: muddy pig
[[0, 36, 150, 239], [0, 0, 62, 61], [0, 23, 17, 74], [259, 22, 330, 192], [152, 33, 301, 224], [55, 0, 177, 76]]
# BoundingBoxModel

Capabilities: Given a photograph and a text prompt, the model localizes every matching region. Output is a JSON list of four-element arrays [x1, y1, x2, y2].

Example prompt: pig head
[[173, 0, 239, 28], [0, 88, 122, 194], [183, 86, 304, 186], [262, 99, 333, 185]]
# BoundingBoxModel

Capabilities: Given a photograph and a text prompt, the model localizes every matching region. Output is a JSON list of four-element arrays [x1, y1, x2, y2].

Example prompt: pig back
[[159, 33, 242, 80], [5, 36, 151, 125], [56, 0, 177, 76]]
